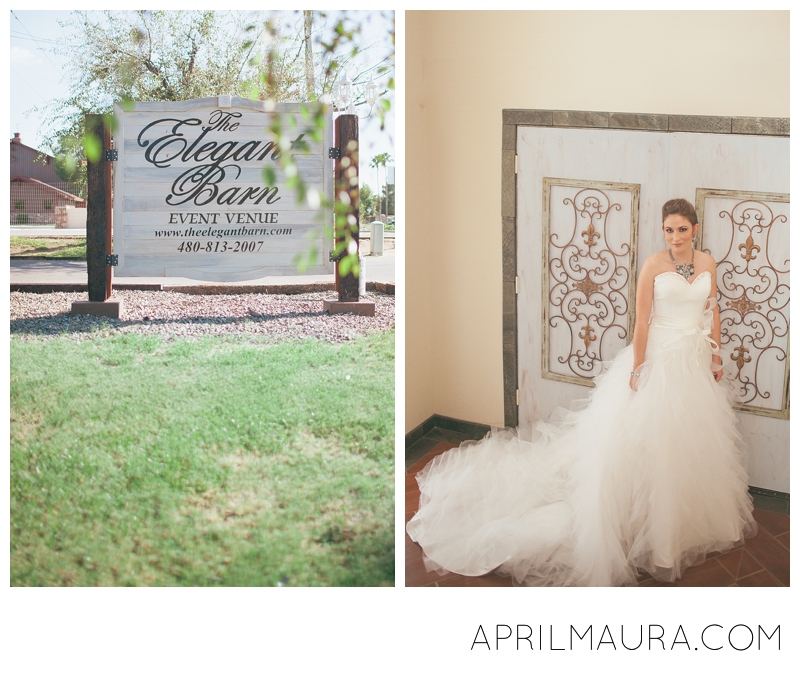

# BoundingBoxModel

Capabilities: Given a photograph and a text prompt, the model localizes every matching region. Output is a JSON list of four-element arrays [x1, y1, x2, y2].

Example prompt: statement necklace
[[669, 248, 695, 280]]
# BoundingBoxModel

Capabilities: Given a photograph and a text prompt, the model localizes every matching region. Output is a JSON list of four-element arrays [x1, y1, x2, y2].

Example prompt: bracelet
[[630, 371, 641, 377]]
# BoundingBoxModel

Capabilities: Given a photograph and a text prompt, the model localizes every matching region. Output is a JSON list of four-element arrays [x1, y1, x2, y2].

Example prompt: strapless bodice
[[650, 271, 712, 331]]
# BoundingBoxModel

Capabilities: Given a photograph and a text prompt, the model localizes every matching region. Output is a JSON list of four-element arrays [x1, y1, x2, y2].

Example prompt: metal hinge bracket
[[105, 149, 118, 161], [514, 154, 518, 174], [329, 249, 345, 263], [516, 389, 520, 406], [106, 254, 118, 267], [515, 275, 519, 294], [328, 147, 341, 159]]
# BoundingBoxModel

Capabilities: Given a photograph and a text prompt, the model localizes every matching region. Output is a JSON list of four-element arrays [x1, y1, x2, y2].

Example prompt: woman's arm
[[630, 258, 656, 391], [708, 259, 723, 382]]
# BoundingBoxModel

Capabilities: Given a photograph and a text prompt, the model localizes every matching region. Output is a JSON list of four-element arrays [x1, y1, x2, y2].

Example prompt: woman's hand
[[712, 356, 723, 382], [629, 371, 641, 391]]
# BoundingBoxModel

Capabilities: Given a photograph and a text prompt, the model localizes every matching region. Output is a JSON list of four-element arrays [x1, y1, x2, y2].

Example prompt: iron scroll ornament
[[696, 189, 790, 419], [542, 179, 640, 387]]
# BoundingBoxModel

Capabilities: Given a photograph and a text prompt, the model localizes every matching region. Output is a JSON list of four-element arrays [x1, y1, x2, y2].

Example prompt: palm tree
[[369, 152, 393, 220]]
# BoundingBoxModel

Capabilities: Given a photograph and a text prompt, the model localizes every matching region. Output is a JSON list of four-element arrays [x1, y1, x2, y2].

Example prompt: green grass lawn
[[10, 330, 395, 586], [10, 236, 87, 259]]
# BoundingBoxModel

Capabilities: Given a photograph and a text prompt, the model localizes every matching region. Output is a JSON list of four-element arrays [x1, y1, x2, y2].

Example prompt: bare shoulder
[[694, 249, 716, 271], [639, 253, 664, 278], [635, 253, 659, 308]]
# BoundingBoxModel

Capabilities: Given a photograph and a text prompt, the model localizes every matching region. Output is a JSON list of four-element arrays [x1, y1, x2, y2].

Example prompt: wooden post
[[71, 114, 122, 318], [104, 121, 113, 301], [324, 114, 374, 316], [86, 114, 108, 302], [322, 115, 375, 315], [335, 113, 359, 301]]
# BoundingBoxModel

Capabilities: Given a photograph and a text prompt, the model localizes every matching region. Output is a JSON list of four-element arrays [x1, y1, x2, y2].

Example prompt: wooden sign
[[112, 96, 333, 280]]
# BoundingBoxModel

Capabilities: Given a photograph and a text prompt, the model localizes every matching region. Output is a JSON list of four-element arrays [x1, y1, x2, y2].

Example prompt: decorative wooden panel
[[697, 189, 790, 419], [515, 119, 789, 493], [542, 178, 640, 386], [113, 96, 333, 281]]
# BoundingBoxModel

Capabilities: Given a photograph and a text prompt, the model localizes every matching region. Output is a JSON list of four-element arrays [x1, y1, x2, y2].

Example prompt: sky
[[8, 9, 395, 193]]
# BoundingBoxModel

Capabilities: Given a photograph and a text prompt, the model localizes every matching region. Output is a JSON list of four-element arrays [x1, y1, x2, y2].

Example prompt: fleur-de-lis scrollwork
[[730, 344, 751, 372], [579, 323, 597, 350], [546, 182, 635, 384], [572, 274, 603, 299], [703, 193, 788, 416], [738, 234, 761, 262], [725, 294, 761, 318], [581, 223, 600, 249]]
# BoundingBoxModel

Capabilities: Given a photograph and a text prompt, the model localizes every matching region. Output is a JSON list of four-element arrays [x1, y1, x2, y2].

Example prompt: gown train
[[407, 271, 757, 586]]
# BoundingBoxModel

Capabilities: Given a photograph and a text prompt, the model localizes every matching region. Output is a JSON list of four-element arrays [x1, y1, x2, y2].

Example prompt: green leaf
[[103, 112, 118, 133], [83, 133, 102, 163], [54, 154, 78, 181], [246, 83, 260, 100], [307, 244, 317, 263], [293, 251, 311, 273]]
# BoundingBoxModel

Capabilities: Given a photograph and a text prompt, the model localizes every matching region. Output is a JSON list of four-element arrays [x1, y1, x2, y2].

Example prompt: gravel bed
[[10, 290, 394, 343]]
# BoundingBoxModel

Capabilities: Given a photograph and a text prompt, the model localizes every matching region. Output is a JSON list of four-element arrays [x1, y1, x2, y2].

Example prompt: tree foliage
[[41, 10, 393, 152], [40, 11, 256, 152], [382, 183, 395, 219], [51, 136, 84, 183], [369, 153, 393, 219], [39, 9, 394, 277], [359, 185, 379, 224]]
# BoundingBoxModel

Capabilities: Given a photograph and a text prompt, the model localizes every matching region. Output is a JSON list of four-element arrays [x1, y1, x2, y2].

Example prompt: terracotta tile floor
[[406, 442, 789, 587]]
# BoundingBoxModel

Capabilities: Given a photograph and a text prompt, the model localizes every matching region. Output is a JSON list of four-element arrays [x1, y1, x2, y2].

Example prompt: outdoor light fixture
[[334, 71, 380, 118], [335, 73, 354, 114], [365, 76, 379, 110]]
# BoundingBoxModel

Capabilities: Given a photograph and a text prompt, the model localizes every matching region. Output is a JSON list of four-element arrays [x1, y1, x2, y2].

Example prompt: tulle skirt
[[406, 326, 757, 586]]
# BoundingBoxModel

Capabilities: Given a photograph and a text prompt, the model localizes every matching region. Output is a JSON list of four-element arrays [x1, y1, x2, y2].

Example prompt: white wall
[[65, 206, 87, 229], [405, 10, 789, 433]]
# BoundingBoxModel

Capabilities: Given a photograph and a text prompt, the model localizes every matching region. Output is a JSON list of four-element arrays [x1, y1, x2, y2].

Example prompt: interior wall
[[404, 11, 435, 431], [404, 10, 789, 433]]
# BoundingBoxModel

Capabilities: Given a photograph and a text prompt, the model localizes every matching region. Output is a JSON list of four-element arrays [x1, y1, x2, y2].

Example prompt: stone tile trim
[[502, 109, 788, 136], [733, 117, 790, 136], [405, 414, 492, 450], [553, 110, 609, 128], [502, 124, 516, 150], [502, 109, 553, 126], [668, 115, 732, 134], [499, 108, 788, 426], [405, 416, 436, 450], [610, 113, 669, 131], [501, 150, 517, 219]]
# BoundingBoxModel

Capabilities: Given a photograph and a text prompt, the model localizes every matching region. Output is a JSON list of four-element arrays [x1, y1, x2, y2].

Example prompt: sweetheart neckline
[[655, 270, 711, 285]]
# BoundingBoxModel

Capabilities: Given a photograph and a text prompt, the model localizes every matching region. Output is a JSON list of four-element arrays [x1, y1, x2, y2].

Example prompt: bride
[[406, 198, 757, 586]]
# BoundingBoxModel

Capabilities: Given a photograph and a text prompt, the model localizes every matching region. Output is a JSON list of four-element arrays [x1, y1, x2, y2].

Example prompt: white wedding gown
[[407, 271, 757, 586]]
